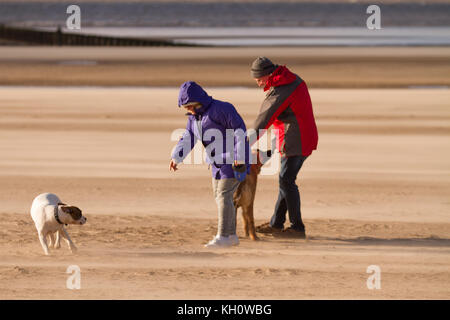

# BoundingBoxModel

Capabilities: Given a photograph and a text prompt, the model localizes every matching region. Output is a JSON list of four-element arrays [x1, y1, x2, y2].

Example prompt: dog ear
[[69, 206, 82, 220], [60, 205, 72, 214], [61, 205, 82, 218]]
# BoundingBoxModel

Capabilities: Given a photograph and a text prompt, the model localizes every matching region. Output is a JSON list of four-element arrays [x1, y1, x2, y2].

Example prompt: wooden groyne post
[[0, 24, 197, 47]]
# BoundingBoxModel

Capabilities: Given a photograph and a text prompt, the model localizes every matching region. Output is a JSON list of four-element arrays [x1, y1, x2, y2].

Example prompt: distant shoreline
[[59, 27, 450, 47]]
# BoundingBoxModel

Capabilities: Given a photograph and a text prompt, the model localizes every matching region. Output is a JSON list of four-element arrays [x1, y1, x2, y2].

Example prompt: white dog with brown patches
[[31, 193, 87, 255]]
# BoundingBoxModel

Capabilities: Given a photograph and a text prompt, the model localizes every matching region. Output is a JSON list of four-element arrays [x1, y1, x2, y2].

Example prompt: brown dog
[[233, 149, 271, 240]]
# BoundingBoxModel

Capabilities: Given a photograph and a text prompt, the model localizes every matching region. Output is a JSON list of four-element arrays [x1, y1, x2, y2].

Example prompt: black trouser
[[270, 155, 308, 231]]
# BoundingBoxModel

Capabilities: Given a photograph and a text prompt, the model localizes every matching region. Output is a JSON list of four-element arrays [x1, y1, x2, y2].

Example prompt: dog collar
[[54, 206, 66, 225]]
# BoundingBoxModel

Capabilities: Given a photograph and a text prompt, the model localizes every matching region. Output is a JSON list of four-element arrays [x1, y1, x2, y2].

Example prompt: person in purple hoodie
[[170, 81, 250, 248]]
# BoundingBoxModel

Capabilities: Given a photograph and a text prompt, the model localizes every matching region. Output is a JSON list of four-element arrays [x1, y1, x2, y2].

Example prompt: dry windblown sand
[[0, 82, 449, 299]]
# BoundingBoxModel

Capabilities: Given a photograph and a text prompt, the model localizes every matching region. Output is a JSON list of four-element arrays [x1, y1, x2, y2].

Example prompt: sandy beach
[[0, 84, 449, 299], [0, 46, 449, 87]]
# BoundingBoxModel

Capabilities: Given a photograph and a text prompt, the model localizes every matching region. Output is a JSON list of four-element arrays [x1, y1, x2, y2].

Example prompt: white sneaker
[[204, 235, 232, 248], [228, 234, 240, 246]]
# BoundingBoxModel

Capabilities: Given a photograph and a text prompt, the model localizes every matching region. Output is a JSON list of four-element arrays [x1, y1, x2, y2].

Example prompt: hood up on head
[[178, 81, 213, 114]]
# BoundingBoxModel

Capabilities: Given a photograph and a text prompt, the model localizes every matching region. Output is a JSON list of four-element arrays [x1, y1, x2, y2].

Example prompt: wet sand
[[0, 46, 449, 87]]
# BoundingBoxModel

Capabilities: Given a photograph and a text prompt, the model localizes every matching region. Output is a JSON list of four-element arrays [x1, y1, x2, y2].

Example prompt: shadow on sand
[[305, 236, 450, 248]]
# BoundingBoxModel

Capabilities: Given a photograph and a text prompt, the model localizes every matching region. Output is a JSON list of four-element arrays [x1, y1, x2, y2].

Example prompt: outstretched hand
[[169, 159, 178, 172]]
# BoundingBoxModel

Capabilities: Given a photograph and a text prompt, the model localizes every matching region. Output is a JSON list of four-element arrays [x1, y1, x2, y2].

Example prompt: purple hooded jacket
[[172, 81, 250, 179]]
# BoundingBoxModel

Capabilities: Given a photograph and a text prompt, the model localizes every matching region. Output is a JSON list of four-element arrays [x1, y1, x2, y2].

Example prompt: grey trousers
[[212, 178, 240, 237]]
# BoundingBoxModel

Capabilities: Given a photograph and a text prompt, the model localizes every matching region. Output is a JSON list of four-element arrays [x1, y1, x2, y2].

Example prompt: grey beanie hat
[[251, 56, 277, 78]]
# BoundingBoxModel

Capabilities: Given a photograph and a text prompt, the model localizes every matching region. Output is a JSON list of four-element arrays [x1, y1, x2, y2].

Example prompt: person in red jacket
[[250, 57, 318, 238]]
